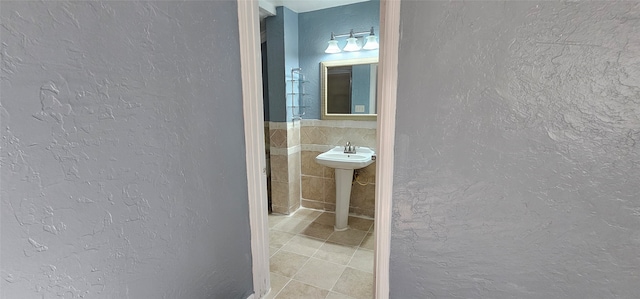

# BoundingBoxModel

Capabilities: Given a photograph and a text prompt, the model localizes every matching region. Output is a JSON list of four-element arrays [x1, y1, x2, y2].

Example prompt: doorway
[[236, 0, 401, 298]]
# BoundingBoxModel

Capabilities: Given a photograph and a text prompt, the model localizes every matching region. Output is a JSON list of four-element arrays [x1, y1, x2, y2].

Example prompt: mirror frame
[[321, 57, 379, 120]]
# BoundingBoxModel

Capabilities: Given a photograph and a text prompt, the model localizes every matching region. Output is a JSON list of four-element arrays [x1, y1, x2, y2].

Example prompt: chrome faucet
[[344, 141, 356, 154]]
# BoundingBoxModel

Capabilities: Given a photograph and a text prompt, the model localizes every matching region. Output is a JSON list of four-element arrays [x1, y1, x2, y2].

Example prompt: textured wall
[[266, 6, 300, 122], [283, 8, 300, 122], [266, 7, 286, 123], [298, 0, 379, 119], [1, 1, 253, 298], [392, 1, 640, 298]]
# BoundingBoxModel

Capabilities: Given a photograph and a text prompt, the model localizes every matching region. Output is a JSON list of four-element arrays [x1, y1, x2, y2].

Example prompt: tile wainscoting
[[300, 120, 377, 218], [266, 120, 376, 217], [268, 121, 301, 214]]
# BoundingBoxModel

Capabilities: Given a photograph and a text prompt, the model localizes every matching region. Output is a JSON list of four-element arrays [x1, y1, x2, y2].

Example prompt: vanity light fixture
[[324, 27, 379, 54]]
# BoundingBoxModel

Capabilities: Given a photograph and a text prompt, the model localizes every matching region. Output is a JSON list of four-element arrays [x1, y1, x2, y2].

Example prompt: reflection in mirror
[[321, 57, 378, 120]]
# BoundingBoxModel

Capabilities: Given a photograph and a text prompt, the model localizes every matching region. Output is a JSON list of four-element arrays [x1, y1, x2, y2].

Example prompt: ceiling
[[259, 0, 369, 19], [258, 0, 371, 39]]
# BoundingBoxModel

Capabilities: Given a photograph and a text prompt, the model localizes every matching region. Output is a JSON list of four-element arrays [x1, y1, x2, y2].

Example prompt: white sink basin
[[315, 146, 376, 230], [315, 146, 375, 170]]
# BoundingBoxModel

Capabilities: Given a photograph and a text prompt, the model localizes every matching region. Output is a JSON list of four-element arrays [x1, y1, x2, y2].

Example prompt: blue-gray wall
[[1, 1, 253, 298], [351, 64, 372, 114], [266, 6, 299, 122], [391, 1, 640, 298], [298, 0, 379, 119]]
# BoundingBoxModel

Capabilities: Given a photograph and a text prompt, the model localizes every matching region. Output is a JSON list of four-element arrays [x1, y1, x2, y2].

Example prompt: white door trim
[[237, 0, 401, 298], [375, 0, 401, 298], [237, 0, 271, 298]]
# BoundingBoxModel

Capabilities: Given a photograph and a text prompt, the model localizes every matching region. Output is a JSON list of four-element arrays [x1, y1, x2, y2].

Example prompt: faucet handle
[[344, 141, 355, 153]]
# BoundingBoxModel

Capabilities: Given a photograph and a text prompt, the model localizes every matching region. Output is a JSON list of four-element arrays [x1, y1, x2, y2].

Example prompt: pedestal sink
[[315, 146, 375, 231]]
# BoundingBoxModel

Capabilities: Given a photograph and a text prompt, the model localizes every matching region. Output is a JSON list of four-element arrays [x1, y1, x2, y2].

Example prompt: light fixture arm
[[332, 27, 374, 39]]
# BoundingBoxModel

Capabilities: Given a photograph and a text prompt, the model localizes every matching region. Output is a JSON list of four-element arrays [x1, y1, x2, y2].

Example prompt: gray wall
[[1, 1, 253, 298], [391, 1, 640, 298]]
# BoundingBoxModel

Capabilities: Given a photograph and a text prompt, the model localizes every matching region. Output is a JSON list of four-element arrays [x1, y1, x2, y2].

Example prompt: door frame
[[236, 0, 401, 297]]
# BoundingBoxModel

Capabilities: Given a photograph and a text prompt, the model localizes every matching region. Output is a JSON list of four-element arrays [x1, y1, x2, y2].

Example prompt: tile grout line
[[269, 209, 373, 298], [270, 277, 290, 299], [269, 213, 303, 299], [273, 209, 333, 296], [284, 210, 333, 293], [269, 223, 295, 299], [333, 223, 372, 293], [297, 211, 351, 295], [325, 225, 370, 296]]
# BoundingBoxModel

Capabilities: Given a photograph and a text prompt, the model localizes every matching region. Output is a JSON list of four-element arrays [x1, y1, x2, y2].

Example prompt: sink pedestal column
[[334, 168, 354, 231]]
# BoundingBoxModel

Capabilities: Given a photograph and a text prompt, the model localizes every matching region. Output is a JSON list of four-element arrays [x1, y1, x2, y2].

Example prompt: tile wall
[[269, 121, 301, 214], [300, 120, 377, 218], [267, 120, 377, 217]]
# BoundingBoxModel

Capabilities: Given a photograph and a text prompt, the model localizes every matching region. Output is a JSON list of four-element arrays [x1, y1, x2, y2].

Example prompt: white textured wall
[[392, 1, 640, 298], [1, 1, 253, 298]]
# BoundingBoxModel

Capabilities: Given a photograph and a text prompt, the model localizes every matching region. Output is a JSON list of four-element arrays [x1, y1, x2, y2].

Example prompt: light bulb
[[343, 37, 360, 52], [325, 40, 341, 54], [363, 35, 379, 50]]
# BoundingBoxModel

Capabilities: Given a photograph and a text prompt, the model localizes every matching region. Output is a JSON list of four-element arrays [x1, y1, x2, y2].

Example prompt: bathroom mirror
[[321, 57, 378, 120]]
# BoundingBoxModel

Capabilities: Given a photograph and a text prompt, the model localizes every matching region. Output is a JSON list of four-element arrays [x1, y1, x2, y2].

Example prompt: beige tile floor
[[267, 208, 375, 299]]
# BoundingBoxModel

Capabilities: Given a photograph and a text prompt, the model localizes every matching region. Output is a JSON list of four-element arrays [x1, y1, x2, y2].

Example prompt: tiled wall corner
[[270, 179, 289, 214], [287, 125, 300, 148], [287, 150, 301, 214], [264, 122, 270, 151], [268, 121, 301, 214]]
